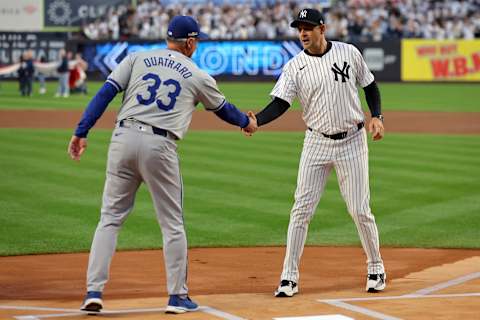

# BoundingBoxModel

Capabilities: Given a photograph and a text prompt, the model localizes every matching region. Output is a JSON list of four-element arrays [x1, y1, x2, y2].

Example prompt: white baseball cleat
[[275, 280, 298, 297], [366, 273, 386, 292]]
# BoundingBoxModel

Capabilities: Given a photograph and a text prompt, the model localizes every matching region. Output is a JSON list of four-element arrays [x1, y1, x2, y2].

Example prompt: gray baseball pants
[[86, 124, 188, 296]]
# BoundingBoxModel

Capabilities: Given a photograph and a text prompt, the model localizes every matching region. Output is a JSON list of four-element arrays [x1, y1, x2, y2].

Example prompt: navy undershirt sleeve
[[214, 101, 249, 128], [363, 81, 382, 117], [74, 82, 118, 138], [255, 97, 291, 126]]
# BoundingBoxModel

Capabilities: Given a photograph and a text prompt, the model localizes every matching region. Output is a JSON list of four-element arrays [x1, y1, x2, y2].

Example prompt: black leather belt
[[308, 122, 364, 140], [119, 119, 169, 138]]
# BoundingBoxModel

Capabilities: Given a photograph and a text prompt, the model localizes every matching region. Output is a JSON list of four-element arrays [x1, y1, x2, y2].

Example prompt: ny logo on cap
[[299, 10, 307, 18]]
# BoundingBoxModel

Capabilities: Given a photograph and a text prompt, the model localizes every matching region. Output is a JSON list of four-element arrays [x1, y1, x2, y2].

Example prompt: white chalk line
[[1, 305, 246, 320], [0, 306, 79, 312], [202, 306, 247, 320], [3, 272, 480, 319], [319, 292, 480, 303], [318, 271, 480, 320], [409, 271, 480, 296], [322, 300, 402, 320], [15, 313, 81, 319]]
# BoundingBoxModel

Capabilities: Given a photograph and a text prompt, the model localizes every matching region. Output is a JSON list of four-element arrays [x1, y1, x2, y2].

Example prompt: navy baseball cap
[[290, 8, 325, 28], [167, 15, 208, 40]]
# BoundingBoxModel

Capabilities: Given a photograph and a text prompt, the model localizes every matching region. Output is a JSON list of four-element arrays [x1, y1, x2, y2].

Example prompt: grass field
[[0, 129, 479, 256], [0, 80, 479, 112], [0, 80, 479, 256]]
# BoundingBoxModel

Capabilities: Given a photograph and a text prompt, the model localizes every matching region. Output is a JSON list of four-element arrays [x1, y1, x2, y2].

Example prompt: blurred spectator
[[69, 53, 89, 95], [17, 55, 27, 96], [18, 51, 35, 97], [108, 9, 121, 40], [462, 15, 476, 39], [83, 20, 100, 40], [325, 11, 348, 40], [119, 6, 139, 39], [55, 49, 71, 98], [348, 14, 367, 42], [37, 56, 48, 95]]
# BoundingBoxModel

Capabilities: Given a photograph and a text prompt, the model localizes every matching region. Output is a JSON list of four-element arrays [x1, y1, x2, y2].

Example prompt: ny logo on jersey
[[331, 62, 351, 82], [299, 10, 307, 18]]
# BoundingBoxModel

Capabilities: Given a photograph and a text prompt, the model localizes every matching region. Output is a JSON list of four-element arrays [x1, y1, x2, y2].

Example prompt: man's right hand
[[68, 135, 87, 161], [242, 111, 258, 136]]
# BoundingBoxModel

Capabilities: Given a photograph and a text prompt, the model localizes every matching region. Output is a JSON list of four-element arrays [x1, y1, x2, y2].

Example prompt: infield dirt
[[1, 247, 479, 319]]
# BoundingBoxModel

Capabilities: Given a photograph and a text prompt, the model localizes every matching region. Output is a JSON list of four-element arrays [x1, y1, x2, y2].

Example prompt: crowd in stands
[[79, 0, 480, 41]]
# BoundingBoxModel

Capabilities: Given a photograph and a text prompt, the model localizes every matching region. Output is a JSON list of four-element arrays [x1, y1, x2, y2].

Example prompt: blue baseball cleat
[[165, 295, 199, 314], [80, 291, 103, 313]]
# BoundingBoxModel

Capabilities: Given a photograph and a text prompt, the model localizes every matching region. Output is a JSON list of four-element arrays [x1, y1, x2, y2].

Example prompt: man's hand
[[242, 111, 258, 137], [368, 117, 384, 141], [68, 135, 87, 161]]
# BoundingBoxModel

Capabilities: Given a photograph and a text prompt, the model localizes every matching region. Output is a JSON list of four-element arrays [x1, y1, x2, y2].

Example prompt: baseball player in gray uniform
[[251, 8, 386, 297], [68, 15, 256, 314]]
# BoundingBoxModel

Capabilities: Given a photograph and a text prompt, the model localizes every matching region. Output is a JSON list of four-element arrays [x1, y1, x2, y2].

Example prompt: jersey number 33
[[136, 72, 182, 111]]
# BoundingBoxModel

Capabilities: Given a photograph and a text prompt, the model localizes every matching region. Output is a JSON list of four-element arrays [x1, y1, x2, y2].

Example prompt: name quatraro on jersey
[[143, 57, 193, 79]]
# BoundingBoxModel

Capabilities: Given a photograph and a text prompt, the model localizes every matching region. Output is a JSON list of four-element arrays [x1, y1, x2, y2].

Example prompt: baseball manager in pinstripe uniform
[[68, 15, 257, 314], [250, 8, 386, 297]]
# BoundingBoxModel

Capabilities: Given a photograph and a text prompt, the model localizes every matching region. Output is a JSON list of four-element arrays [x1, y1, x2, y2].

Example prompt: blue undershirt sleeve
[[213, 101, 249, 128], [74, 82, 119, 138]]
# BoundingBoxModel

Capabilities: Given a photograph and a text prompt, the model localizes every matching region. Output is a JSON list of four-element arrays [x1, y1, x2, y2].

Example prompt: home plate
[[274, 315, 354, 320]]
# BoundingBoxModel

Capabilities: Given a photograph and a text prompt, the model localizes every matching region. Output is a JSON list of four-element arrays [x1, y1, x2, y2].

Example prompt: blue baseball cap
[[167, 16, 208, 40]]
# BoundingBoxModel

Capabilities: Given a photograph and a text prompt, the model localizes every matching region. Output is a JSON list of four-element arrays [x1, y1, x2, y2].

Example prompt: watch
[[374, 114, 384, 122]]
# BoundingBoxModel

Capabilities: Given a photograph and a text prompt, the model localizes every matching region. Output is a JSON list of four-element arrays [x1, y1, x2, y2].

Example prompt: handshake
[[242, 111, 258, 137]]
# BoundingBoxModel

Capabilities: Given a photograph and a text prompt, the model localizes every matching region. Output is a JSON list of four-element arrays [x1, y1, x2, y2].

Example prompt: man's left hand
[[368, 117, 384, 141]]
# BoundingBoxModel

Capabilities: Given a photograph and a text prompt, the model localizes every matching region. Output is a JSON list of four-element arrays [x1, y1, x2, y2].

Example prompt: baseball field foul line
[[202, 306, 247, 320], [0, 306, 79, 312], [408, 271, 480, 296], [0, 305, 246, 320], [321, 301, 402, 320], [321, 292, 480, 302], [15, 313, 81, 319], [318, 271, 480, 320]]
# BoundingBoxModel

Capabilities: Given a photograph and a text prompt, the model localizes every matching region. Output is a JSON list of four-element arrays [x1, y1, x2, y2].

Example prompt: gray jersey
[[271, 41, 374, 135], [107, 49, 225, 139]]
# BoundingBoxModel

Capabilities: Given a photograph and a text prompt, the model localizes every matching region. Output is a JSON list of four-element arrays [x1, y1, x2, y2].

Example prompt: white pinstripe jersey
[[271, 41, 374, 134]]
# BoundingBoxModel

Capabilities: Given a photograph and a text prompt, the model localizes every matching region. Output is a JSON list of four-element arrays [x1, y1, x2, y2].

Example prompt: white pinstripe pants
[[280, 128, 384, 283]]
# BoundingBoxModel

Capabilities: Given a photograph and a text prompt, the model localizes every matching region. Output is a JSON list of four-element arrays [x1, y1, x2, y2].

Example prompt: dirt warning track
[[1, 109, 480, 134]]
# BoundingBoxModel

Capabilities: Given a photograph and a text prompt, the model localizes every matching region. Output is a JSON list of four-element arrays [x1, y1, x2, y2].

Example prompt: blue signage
[[82, 40, 303, 78]]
